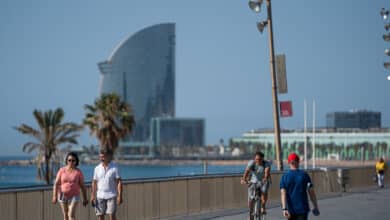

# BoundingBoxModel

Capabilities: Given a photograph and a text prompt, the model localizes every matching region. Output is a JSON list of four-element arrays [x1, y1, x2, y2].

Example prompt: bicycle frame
[[250, 183, 266, 220]]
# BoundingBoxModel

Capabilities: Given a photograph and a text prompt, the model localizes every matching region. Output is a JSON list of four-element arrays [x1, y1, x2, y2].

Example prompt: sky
[[0, 0, 389, 156]]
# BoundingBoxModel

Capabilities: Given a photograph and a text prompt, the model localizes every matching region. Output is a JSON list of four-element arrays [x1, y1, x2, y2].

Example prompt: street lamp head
[[249, 0, 263, 13], [384, 62, 390, 69], [385, 49, 390, 56], [381, 8, 389, 20], [388, 75, 390, 81], [257, 21, 268, 33], [385, 23, 390, 31], [383, 33, 390, 41]]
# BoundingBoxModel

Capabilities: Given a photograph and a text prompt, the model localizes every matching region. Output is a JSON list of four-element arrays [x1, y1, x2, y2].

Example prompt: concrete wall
[[0, 167, 388, 220]]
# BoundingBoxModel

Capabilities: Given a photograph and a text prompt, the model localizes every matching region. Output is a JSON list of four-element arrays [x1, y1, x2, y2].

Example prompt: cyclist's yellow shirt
[[376, 162, 386, 173]]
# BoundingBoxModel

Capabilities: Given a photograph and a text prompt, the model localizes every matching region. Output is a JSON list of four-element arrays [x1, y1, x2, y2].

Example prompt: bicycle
[[241, 180, 266, 220], [249, 182, 266, 220]]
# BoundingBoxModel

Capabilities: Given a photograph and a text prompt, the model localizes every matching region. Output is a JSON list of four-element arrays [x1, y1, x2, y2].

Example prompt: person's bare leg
[[110, 213, 116, 220], [248, 200, 254, 220], [67, 201, 79, 220], [261, 193, 268, 213], [60, 202, 69, 220], [98, 215, 105, 220], [109, 214, 116, 220]]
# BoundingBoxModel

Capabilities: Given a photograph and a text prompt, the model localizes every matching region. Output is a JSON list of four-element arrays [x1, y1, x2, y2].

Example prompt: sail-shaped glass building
[[98, 23, 175, 154]]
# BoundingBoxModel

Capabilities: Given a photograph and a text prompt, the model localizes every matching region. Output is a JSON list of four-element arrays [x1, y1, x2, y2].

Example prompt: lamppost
[[381, 8, 390, 80], [248, 0, 283, 170]]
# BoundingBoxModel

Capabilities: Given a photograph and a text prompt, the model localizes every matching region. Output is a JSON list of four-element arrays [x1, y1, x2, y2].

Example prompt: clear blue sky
[[1, 0, 389, 155]]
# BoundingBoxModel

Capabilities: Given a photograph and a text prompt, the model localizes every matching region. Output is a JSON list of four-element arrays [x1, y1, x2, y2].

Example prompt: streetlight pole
[[381, 8, 390, 80], [249, 0, 283, 170], [265, 0, 283, 171]]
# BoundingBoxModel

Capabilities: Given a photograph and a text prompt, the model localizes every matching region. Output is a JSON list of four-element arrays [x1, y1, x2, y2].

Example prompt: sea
[[0, 156, 246, 189]]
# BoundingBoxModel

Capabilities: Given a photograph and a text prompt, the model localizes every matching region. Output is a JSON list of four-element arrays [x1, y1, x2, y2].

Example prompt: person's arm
[[241, 168, 250, 184], [308, 187, 319, 208], [116, 178, 123, 205], [79, 170, 88, 207], [308, 187, 320, 215], [280, 188, 289, 218], [52, 169, 61, 204], [91, 168, 98, 205], [375, 163, 379, 174], [263, 166, 270, 182], [91, 180, 97, 204], [306, 172, 320, 216]]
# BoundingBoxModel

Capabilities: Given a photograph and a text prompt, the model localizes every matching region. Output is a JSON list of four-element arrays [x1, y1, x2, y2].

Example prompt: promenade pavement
[[167, 186, 389, 220]]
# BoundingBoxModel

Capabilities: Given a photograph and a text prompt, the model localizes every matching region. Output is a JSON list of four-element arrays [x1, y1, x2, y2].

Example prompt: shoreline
[[0, 158, 377, 168]]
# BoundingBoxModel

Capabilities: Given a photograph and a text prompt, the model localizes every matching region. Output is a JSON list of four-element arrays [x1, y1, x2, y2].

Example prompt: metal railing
[[0, 167, 386, 220]]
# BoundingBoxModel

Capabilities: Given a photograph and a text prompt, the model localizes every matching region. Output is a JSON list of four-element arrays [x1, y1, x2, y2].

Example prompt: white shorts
[[248, 181, 269, 201], [58, 193, 80, 203], [95, 197, 117, 216]]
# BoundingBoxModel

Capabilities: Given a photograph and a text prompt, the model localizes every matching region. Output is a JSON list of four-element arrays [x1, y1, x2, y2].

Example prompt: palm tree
[[83, 93, 135, 153], [14, 108, 82, 184]]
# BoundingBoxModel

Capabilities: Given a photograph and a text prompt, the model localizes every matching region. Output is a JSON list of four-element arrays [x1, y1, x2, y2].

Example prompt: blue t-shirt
[[246, 160, 271, 183], [280, 169, 312, 215]]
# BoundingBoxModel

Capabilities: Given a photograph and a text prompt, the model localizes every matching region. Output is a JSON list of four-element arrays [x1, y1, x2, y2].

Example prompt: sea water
[[0, 156, 246, 189]]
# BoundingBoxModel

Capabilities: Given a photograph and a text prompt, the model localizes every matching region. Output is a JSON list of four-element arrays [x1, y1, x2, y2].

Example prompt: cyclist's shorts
[[248, 181, 270, 201]]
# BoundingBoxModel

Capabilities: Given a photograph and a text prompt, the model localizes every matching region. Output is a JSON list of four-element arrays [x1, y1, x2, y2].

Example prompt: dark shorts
[[289, 213, 308, 220]]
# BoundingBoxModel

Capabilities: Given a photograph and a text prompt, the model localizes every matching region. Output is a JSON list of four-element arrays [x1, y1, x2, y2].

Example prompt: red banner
[[280, 101, 293, 117]]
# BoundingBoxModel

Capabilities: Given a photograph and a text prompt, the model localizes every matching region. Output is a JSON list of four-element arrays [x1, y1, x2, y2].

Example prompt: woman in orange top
[[52, 152, 88, 220]]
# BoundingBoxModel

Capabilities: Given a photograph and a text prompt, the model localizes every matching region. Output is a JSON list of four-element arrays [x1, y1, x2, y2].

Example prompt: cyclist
[[241, 151, 271, 219]]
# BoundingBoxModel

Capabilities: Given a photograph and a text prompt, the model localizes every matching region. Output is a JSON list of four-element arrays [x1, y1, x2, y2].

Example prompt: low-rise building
[[230, 128, 390, 160]]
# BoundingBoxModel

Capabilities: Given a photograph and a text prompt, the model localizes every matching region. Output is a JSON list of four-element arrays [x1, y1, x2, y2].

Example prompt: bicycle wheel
[[254, 199, 262, 220], [260, 211, 266, 220]]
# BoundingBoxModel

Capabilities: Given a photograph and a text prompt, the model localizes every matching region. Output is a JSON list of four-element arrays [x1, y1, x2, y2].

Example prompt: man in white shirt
[[91, 148, 123, 220]]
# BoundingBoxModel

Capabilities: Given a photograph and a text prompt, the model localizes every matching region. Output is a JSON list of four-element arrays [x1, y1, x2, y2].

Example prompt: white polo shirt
[[93, 162, 121, 199]]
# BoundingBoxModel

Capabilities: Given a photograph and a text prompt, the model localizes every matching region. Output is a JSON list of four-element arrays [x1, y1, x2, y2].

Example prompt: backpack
[[249, 160, 267, 172]]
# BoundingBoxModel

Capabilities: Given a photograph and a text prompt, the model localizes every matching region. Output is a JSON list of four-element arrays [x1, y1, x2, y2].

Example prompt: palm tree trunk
[[45, 155, 50, 184]]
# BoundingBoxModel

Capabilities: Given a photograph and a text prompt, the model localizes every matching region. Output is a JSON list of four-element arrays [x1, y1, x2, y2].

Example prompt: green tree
[[83, 93, 135, 153], [15, 108, 82, 184]]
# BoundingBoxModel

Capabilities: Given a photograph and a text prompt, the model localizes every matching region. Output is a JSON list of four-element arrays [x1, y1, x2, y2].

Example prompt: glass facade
[[326, 111, 381, 129], [151, 117, 205, 147], [98, 23, 175, 143]]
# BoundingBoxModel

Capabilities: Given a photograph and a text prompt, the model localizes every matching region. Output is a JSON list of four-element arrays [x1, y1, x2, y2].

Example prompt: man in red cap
[[280, 153, 320, 220]]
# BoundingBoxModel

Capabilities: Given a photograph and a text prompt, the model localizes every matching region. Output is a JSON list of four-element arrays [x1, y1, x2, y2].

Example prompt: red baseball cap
[[288, 153, 300, 163]]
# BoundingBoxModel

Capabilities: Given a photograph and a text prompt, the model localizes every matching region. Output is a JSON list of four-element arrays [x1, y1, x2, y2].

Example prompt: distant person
[[52, 152, 88, 220], [240, 151, 271, 219], [376, 157, 387, 188], [91, 148, 123, 220], [280, 153, 320, 220]]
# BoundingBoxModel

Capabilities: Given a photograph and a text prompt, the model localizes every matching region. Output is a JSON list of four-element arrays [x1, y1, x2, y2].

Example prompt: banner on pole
[[276, 54, 288, 94], [280, 101, 293, 117]]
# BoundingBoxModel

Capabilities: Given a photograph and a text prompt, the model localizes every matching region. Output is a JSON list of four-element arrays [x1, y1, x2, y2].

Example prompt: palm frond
[[56, 134, 80, 145], [33, 110, 45, 130], [84, 104, 97, 113], [14, 124, 41, 140], [22, 142, 41, 153], [52, 108, 64, 127]]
